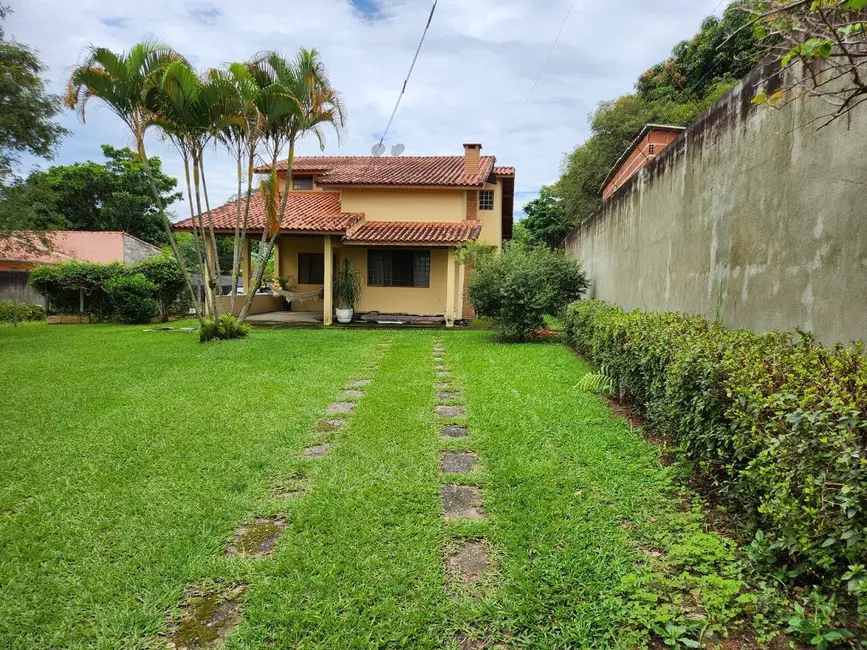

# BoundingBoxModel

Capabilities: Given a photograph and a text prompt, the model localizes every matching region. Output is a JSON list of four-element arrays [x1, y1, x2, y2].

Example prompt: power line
[[509, 0, 577, 137], [378, 0, 438, 147]]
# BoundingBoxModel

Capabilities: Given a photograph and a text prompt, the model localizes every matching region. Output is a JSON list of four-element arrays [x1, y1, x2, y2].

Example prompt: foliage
[[104, 273, 158, 324], [173, 232, 234, 276], [332, 258, 362, 310], [554, 3, 763, 227], [749, 0, 867, 126], [520, 187, 571, 249], [468, 246, 588, 341], [0, 300, 44, 323], [0, 5, 66, 183], [0, 145, 181, 246], [575, 366, 614, 396], [565, 300, 867, 626], [198, 312, 250, 342], [29, 256, 188, 321]]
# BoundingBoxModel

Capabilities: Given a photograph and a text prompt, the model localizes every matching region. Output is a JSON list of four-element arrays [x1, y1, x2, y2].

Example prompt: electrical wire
[[508, 0, 578, 137], [377, 0, 438, 147]]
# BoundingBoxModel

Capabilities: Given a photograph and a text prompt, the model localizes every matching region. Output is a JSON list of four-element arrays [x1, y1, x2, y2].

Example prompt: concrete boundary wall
[[564, 60, 867, 346]]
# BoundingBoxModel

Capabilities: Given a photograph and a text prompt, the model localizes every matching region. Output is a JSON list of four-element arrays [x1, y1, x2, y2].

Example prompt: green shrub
[[565, 300, 867, 612], [468, 245, 588, 340], [132, 254, 188, 321], [199, 313, 250, 342], [29, 261, 123, 316], [104, 274, 158, 324], [0, 300, 45, 323]]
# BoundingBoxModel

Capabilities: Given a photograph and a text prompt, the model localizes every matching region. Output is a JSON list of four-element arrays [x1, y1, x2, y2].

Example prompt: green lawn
[[0, 324, 741, 649]]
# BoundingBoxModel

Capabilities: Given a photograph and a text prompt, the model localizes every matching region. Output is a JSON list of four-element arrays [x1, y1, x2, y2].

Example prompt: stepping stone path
[[441, 484, 486, 521], [304, 443, 332, 458], [436, 405, 465, 419], [226, 517, 287, 558], [317, 419, 345, 432], [345, 379, 371, 388], [165, 584, 246, 650], [442, 424, 468, 438], [438, 391, 459, 401], [445, 540, 491, 583], [441, 451, 477, 474], [342, 389, 365, 399], [326, 402, 356, 414]]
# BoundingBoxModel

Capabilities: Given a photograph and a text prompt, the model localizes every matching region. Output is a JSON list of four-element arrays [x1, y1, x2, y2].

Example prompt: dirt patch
[[317, 419, 345, 432], [441, 484, 485, 521], [441, 451, 477, 474], [342, 389, 365, 399], [345, 379, 371, 388], [303, 443, 332, 458], [453, 631, 508, 649], [226, 517, 287, 558], [326, 402, 356, 414], [445, 540, 491, 583], [436, 405, 466, 419], [442, 425, 469, 438], [438, 391, 459, 402], [165, 583, 246, 649]]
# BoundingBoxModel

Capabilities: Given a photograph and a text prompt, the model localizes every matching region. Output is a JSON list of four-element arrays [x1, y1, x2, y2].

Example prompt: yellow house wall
[[336, 245, 451, 316], [339, 188, 464, 223], [276, 236, 329, 310], [476, 181, 503, 247]]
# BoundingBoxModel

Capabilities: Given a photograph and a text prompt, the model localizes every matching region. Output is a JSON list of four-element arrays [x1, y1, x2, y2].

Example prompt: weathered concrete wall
[[564, 61, 867, 345], [0, 271, 44, 305], [122, 234, 161, 264]]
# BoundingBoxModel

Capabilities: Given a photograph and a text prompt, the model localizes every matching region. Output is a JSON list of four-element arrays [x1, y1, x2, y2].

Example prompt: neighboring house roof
[[172, 192, 364, 234], [343, 220, 484, 247], [0, 231, 159, 265], [600, 124, 686, 192], [260, 155, 497, 187]]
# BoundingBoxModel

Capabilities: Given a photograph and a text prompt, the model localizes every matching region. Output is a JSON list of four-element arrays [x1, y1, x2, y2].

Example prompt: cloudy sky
[[8, 0, 726, 217]]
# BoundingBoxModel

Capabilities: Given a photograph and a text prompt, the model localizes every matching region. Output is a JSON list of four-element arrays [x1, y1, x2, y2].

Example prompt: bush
[[565, 300, 867, 610], [104, 273, 158, 324], [468, 245, 589, 340], [199, 313, 250, 342], [132, 254, 188, 322], [0, 300, 45, 323]]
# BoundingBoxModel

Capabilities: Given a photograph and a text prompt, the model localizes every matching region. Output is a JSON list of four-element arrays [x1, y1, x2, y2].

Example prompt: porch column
[[241, 237, 251, 295], [323, 235, 333, 325], [445, 247, 456, 328]]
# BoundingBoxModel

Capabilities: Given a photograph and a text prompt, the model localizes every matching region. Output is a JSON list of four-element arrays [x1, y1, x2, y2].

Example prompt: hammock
[[268, 284, 324, 304]]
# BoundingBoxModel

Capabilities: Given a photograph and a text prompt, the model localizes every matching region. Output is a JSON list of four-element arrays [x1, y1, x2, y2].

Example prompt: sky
[[7, 0, 727, 218]]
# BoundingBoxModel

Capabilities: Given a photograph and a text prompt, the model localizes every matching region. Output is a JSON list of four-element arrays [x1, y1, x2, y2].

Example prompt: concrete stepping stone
[[438, 391, 459, 402], [441, 484, 485, 520], [436, 371, 450, 378], [445, 540, 491, 583], [342, 389, 365, 399], [166, 583, 246, 649], [436, 381, 453, 390], [441, 451, 477, 474], [436, 405, 466, 419], [303, 443, 332, 458], [345, 379, 371, 388], [326, 402, 356, 414], [435, 364, 447, 371], [317, 419, 345, 432], [442, 425, 468, 438], [226, 516, 287, 558]]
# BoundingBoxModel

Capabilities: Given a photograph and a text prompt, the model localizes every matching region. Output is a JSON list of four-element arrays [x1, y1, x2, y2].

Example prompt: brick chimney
[[463, 143, 481, 175]]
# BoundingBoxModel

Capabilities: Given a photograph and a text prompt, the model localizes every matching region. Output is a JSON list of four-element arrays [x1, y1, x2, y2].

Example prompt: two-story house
[[173, 144, 515, 326]]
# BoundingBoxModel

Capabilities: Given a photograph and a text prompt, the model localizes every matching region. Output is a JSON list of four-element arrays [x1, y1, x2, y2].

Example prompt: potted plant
[[333, 259, 362, 324]]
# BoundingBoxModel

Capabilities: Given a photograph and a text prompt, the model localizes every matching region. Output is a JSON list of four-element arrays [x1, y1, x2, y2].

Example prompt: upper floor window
[[479, 190, 494, 210], [293, 175, 314, 190]]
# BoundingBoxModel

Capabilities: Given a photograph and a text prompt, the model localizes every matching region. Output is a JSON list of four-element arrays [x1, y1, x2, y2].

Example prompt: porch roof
[[343, 220, 483, 247], [171, 192, 363, 234]]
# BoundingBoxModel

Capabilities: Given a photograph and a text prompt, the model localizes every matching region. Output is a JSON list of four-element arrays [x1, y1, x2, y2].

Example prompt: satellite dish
[[391, 143, 405, 157], [371, 143, 386, 157]]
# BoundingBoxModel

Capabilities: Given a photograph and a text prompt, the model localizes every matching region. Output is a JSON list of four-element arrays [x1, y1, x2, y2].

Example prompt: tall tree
[[521, 187, 571, 249], [0, 145, 181, 244], [0, 4, 66, 182]]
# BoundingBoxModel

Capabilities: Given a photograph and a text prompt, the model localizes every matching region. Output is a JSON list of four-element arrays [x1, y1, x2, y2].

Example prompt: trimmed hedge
[[565, 300, 867, 605], [0, 300, 45, 323]]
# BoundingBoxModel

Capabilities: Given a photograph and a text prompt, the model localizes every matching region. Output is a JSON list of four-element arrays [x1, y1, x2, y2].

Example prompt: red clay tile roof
[[261, 156, 497, 187], [344, 220, 483, 247], [494, 166, 515, 176], [172, 192, 362, 233]]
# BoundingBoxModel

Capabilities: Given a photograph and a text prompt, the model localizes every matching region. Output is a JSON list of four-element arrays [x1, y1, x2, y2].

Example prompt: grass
[[0, 324, 743, 649]]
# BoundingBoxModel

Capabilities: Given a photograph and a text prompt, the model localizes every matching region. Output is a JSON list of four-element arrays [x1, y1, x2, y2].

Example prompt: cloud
[[7, 0, 729, 219]]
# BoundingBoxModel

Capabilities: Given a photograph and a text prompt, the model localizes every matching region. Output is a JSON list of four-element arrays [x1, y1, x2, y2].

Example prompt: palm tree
[[66, 42, 202, 319], [238, 48, 346, 321]]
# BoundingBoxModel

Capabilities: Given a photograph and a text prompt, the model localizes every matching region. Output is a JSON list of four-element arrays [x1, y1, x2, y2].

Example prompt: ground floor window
[[368, 249, 431, 288], [298, 252, 325, 284]]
